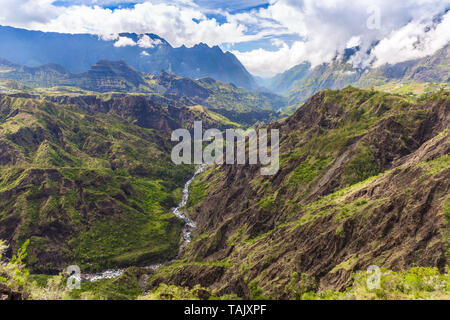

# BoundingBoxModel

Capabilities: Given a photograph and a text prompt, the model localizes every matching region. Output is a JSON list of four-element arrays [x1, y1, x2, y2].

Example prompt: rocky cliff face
[[147, 87, 449, 299]]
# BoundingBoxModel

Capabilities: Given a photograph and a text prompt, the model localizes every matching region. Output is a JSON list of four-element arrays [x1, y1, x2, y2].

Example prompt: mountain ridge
[[0, 25, 256, 90]]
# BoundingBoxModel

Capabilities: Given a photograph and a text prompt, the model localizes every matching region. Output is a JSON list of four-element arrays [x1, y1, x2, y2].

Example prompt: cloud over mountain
[[232, 0, 450, 76], [0, 0, 449, 77]]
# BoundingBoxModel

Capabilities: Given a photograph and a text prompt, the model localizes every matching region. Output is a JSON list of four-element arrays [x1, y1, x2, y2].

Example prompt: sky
[[0, 0, 449, 77]]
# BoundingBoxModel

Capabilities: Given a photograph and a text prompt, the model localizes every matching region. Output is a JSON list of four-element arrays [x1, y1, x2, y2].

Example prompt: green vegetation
[[289, 156, 330, 185], [417, 154, 450, 175], [188, 105, 240, 128], [301, 267, 450, 300], [1, 239, 236, 300], [139, 283, 240, 300], [342, 145, 380, 186], [186, 180, 207, 210], [3, 240, 447, 300], [257, 193, 277, 211], [284, 272, 317, 299], [69, 267, 144, 300], [372, 82, 449, 99], [0, 240, 69, 300]]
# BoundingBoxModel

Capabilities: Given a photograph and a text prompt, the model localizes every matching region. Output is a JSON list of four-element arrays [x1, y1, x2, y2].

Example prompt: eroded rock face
[[149, 88, 449, 299]]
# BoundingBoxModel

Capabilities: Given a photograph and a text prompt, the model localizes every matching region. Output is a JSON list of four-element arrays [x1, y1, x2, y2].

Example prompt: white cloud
[[0, 1, 254, 47], [270, 38, 286, 48], [113, 36, 137, 47], [346, 36, 361, 49], [371, 11, 450, 66], [98, 33, 120, 41], [137, 35, 163, 48], [233, 41, 328, 78], [233, 0, 450, 76], [0, 0, 62, 25]]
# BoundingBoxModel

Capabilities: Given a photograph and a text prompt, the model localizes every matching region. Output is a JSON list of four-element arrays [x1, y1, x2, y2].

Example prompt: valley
[[0, 14, 449, 301], [2, 81, 447, 300]]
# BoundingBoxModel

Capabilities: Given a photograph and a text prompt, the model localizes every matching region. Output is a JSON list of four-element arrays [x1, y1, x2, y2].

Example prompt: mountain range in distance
[[0, 25, 256, 90]]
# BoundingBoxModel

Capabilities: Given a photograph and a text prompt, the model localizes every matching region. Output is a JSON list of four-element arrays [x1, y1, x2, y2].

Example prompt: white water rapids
[[80, 164, 206, 282]]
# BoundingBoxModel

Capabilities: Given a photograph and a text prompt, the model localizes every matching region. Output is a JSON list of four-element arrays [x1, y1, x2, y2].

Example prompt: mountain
[[73, 60, 147, 92], [268, 45, 450, 105], [269, 62, 313, 94], [278, 60, 361, 105], [0, 81, 266, 273], [0, 59, 285, 126], [146, 87, 449, 299], [0, 25, 256, 90], [0, 63, 286, 273], [154, 72, 286, 125], [0, 59, 146, 92]]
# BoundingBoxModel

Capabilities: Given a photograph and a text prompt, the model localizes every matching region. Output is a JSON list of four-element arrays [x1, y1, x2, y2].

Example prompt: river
[[80, 164, 206, 282]]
